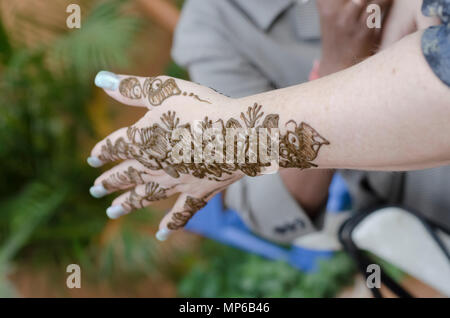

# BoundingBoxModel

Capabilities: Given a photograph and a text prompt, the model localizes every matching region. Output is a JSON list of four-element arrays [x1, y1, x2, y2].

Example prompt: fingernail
[[95, 71, 120, 90], [90, 184, 108, 198], [156, 228, 171, 241], [87, 156, 103, 168], [106, 205, 126, 219]]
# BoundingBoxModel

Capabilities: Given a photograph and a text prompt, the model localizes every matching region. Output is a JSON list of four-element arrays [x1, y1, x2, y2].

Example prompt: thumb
[[94, 71, 183, 109], [94, 71, 214, 109]]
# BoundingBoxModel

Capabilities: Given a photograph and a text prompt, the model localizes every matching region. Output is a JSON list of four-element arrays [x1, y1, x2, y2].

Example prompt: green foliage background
[[178, 241, 356, 298], [0, 0, 153, 293]]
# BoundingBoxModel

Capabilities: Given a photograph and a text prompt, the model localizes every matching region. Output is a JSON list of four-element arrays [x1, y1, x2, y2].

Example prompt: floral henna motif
[[119, 76, 211, 106], [119, 78, 143, 99], [166, 196, 207, 230], [122, 182, 169, 211], [279, 121, 330, 169], [98, 138, 131, 163], [144, 78, 181, 106], [98, 103, 330, 181], [102, 166, 146, 191]]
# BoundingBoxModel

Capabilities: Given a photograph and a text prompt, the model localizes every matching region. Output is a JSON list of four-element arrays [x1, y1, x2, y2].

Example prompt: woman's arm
[[281, 0, 394, 215], [237, 31, 449, 171], [89, 30, 449, 238]]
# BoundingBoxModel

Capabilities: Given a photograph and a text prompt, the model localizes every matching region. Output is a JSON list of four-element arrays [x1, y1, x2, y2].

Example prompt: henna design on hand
[[102, 166, 146, 191], [167, 195, 207, 230], [122, 182, 170, 211], [181, 91, 211, 104], [144, 78, 181, 106], [98, 103, 330, 181], [280, 121, 330, 169], [119, 78, 144, 99], [119, 76, 211, 106], [98, 138, 130, 163]]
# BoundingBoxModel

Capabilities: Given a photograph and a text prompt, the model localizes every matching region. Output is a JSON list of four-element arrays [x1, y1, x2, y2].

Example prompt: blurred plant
[[165, 60, 189, 81], [178, 241, 356, 298], [0, 0, 169, 289], [49, 1, 141, 80], [173, 0, 186, 10], [0, 265, 16, 298]]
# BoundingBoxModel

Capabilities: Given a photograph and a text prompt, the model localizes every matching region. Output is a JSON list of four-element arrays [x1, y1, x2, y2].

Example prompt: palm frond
[[0, 11, 12, 64], [48, 0, 142, 79], [0, 182, 67, 265]]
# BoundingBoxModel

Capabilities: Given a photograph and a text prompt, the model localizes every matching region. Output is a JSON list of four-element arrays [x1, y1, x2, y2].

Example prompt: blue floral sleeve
[[421, 0, 450, 86]]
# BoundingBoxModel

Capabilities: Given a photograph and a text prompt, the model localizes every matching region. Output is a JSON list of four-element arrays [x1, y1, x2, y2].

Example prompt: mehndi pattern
[[98, 103, 330, 182]]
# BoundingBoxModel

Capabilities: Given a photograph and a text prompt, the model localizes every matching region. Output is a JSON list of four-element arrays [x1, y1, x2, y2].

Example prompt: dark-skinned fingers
[[89, 160, 166, 198], [371, 0, 393, 13], [317, 0, 347, 16], [342, 0, 368, 23], [358, 0, 393, 25], [106, 182, 178, 219], [366, 0, 394, 25], [88, 127, 134, 167], [358, 0, 393, 39]]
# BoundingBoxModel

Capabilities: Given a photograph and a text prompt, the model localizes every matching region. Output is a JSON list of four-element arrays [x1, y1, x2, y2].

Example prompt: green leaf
[[177, 240, 356, 298], [0, 182, 67, 266], [49, 0, 142, 80], [0, 10, 12, 64]]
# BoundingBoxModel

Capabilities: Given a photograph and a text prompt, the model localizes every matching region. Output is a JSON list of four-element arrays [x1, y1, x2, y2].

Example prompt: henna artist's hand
[[88, 71, 330, 241], [317, 0, 393, 76]]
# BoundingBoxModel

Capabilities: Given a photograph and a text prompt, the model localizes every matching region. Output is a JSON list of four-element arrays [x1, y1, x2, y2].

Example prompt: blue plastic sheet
[[185, 173, 351, 272]]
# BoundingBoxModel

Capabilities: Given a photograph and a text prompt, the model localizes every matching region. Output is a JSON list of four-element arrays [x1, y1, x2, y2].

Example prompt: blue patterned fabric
[[422, 0, 450, 86]]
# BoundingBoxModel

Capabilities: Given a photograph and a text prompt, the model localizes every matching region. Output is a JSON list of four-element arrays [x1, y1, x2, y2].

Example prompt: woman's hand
[[88, 71, 243, 240], [317, 0, 393, 76], [88, 71, 330, 240]]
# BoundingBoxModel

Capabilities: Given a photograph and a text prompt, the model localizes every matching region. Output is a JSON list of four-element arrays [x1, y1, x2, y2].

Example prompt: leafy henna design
[[97, 104, 329, 225], [119, 76, 211, 106], [167, 195, 207, 230], [98, 138, 130, 163], [98, 103, 330, 182], [280, 121, 330, 169], [122, 182, 170, 211], [102, 166, 146, 191], [119, 78, 144, 99], [166, 185, 230, 230]]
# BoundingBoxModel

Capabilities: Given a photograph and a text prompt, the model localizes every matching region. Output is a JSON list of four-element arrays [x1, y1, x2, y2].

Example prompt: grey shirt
[[172, 0, 450, 243], [173, 0, 321, 96]]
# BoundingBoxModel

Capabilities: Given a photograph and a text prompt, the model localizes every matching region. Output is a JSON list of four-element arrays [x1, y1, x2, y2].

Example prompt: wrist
[[223, 98, 330, 176]]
